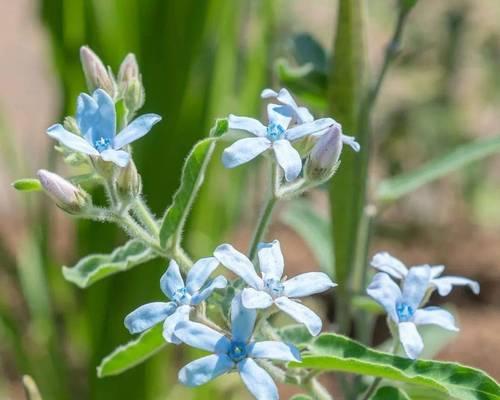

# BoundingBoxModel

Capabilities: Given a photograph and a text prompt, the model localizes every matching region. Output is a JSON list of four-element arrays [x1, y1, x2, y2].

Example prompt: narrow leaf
[[159, 137, 218, 247], [371, 386, 410, 400], [97, 324, 166, 377], [292, 334, 500, 400], [282, 200, 333, 277], [377, 136, 500, 202], [12, 178, 42, 192], [62, 239, 156, 288]]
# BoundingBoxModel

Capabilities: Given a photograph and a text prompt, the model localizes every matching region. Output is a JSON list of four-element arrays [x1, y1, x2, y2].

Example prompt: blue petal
[[285, 118, 335, 141], [241, 288, 273, 309], [272, 139, 302, 182], [247, 341, 301, 362], [76, 93, 98, 142], [174, 321, 231, 353], [113, 113, 161, 149], [214, 244, 262, 289], [267, 104, 292, 130], [401, 266, 431, 311], [283, 272, 336, 298], [257, 240, 284, 280], [222, 137, 271, 169], [163, 305, 191, 344], [186, 257, 220, 294], [191, 276, 228, 305], [100, 149, 130, 167], [160, 260, 185, 299], [398, 322, 423, 359], [47, 124, 99, 155], [228, 114, 267, 137], [231, 293, 257, 343], [366, 273, 401, 322], [124, 301, 176, 334], [431, 276, 480, 296], [179, 354, 234, 387], [276, 88, 314, 124], [238, 358, 278, 400], [370, 252, 408, 279], [274, 297, 322, 336], [413, 306, 459, 331]]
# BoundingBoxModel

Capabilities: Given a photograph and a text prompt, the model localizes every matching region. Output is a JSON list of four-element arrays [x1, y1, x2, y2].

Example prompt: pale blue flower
[[214, 240, 336, 336], [124, 258, 227, 344], [367, 268, 459, 359], [47, 89, 161, 167], [261, 88, 361, 152], [371, 252, 480, 297], [175, 293, 301, 400], [224, 99, 336, 181]]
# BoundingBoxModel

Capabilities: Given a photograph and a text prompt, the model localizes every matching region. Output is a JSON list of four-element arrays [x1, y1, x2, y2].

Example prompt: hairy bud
[[305, 124, 343, 182], [116, 159, 142, 201], [118, 53, 145, 112], [37, 170, 90, 214], [63, 116, 80, 134], [80, 46, 116, 97]]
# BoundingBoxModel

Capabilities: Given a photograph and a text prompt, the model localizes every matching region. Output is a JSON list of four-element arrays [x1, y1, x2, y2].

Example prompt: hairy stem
[[118, 214, 166, 256], [307, 378, 334, 400], [132, 197, 160, 236]]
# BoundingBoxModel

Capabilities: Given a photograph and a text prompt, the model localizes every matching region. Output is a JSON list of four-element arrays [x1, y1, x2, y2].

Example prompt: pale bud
[[118, 53, 144, 112], [305, 124, 343, 181], [63, 116, 80, 134], [80, 46, 116, 97], [116, 159, 142, 201], [37, 170, 90, 214]]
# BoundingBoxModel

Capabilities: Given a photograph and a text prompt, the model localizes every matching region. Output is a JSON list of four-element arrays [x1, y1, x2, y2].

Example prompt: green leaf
[[371, 386, 410, 400], [351, 295, 384, 315], [292, 334, 500, 400], [97, 324, 166, 377], [62, 239, 156, 288], [278, 324, 314, 348], [282, 200, 333, 277], [159, 136, 218, 248], [12, 178, 42, 192], [290, 395, 313, 400], [377, 136, 500, 203]]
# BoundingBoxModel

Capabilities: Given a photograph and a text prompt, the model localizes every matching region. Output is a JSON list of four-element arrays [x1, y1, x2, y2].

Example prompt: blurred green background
[[1, 0, 500, 399]]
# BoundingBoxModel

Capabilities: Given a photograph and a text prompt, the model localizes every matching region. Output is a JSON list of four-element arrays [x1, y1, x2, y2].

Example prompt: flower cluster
[[367, 252, 479, 359], [125, 241, 336, 400]]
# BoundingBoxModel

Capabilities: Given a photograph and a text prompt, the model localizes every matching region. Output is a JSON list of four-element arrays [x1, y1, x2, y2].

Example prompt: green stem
[[307, 378, 334, 400], [172, 246, 194, 272], [118, 214, 166, 256], [132, 198, 160, 236], [248, 195, 277, 261]]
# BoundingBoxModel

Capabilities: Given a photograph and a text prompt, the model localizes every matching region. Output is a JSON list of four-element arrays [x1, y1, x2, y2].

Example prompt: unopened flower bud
[[37, 169, 90, 214], [305, 124, 343, 181], [63, 116, 80, 134], [116, 159, 141, 201], [80, 46, 116, 97], [118, 53, 144, 112]]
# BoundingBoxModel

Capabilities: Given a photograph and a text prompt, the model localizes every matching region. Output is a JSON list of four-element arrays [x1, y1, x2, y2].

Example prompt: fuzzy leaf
[[97, 324, 166, 377], [62, 239, 156, 288], [12, 178, 42, 192], [278, 324, 314, 348], [377, 136, 500, 203], [371, 386, 410, 400], [159, 119, 227, 248], [291, 334, 500, 400]]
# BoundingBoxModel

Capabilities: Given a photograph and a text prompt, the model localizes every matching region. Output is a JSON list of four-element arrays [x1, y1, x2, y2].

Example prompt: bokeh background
[[1, 0, 500, 399]]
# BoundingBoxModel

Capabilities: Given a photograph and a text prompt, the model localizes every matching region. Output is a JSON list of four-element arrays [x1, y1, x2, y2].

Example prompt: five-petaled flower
[[261, 88, 361, 152], [367, 267, 459, 359], [214, 240, 336, 336], [175, 293, 301, 400], [223, 92, 337, 182], [124, 258, 227, 343], [47, 88, 161, 167], [371, 252, 480, 297]]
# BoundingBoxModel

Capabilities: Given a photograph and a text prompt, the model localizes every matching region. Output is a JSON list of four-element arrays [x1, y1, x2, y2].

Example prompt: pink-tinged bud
[[80, 46, 116, 97], [305, 124, 343, 181], [118, 53, 144, 112], [36, 170, 90, 214]]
